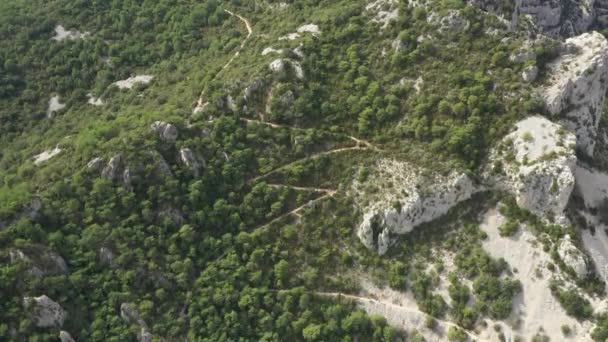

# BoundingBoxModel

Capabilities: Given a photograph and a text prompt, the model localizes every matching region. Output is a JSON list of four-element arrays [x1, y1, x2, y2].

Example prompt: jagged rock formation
[[179, 148, 201, 176], [522, 64, 538, 82], [470, 0, 608, 38], [487, 116, 576, 225], [150, 121, 178, 143], [353, 159, 479, 254], [23, 295, 66, 328], [428, 10, 470, 33], [10, 247, 68, 276], [87, 157, 104, 171], [542, 32, 608, 157], [557, 234, 589, 278], [120, 303, 153, 341], [269, 59, 304, 79], [102, 154, 122, 180]]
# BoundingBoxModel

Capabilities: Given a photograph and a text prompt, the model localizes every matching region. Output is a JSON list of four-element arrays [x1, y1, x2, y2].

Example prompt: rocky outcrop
[[23, 295, 66, 328], [557, 234, 589, 278], [150, 121, 178, 143], [428, 10, 470, 33], [179, 148, 201, 176], [469, 0, 601, 39], [59, 331, 75, 342], [487, 116, 576, 225], [542, 32, 608, 157], [269, 59, 304, 79], [99, 247, 117, 267], [10, 247, 68, 276], [353, 159, 479, 254], [87, 157, 104, 171], [102, 155, 122, 180], [522, 65, 538, 82], [121, 303, 153, 341]]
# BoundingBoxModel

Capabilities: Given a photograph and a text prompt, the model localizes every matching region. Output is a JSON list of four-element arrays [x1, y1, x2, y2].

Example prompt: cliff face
[[542, 32, 608, 157], [470, 0, 608, 38], [486, 116, 577, 225], [353, 159, 479, 255]]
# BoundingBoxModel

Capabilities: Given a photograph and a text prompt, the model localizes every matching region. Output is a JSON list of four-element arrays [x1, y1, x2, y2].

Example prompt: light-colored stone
[[179, 148, 200, 176], [34, 146, 62, 165], [558, 234, 589, 279], [353, 159, 479, 254], [150, 121, 178, 143], [522, 65, 538, 82], [487, 116, 576, 226], [52, 25, 88, 41], [47, 96, 66, 118], [59, 331, 75, 342], [87, 157, 104, 171], [102, 155, 122, 180], [23, 295, 66, 328], [113, 75, 153, 90], [542, 32, 608, 157]]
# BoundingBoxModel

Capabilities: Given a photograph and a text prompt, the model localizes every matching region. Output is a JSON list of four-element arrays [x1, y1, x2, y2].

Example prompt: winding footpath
[[194, 10, 254, 113], [316, 291, 481, 341]]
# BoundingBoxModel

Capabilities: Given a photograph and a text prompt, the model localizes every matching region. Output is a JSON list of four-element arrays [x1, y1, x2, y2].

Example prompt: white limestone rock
[[542, 32, 608, 157], [47, 96, 66, 118], [469, 0, 595, 38], [352, 159, 479, 254], [150, 121, 178, 143], [102, 155, 122, 180], [366, 0, 398, 29], [52, 25, 88, 41], [34, 146, 62, 165], [59, 331, 75, 342], [99, 247, 117, 267], [87, 157, 104, 171], [428, 10, 470, 33], [179, 148, 201, 177], [558, 234, 589, 278], [522, 65, 538, 82], [113, 75, 153, 90], [269, 59, 304, 79], [487, 116, 576, 225], [23, 295, 66, 328]]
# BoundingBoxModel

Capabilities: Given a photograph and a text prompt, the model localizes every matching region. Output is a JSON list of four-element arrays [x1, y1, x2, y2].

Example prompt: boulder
[[87, 157, 104, 171], [179, 148, 201, 176], [487, 116, 576, 225], [150, 121, 178, 143], [23, 295, 66, 328], [353, 159, 479, 254], [542, 32, 608, 157], [10, 248, 68, 276], [59, 331, 75, 342], [120, 303, 145, 326], [102, 155, 122, 180], [522, 65, 538, 82], [99, 247, 117, 267], [557, 234, 589, 278]]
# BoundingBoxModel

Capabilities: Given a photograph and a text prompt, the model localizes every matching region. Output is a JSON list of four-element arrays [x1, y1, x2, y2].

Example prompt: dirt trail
[[266, 183, 336, 195], [253, 192, 335, 230], [316, 291, 481, 341], [250, 145, 367, 183], [194, 9, 253, 113]]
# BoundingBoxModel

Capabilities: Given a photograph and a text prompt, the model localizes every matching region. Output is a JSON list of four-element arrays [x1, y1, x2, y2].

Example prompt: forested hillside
[[3, 0, 608, 341]]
